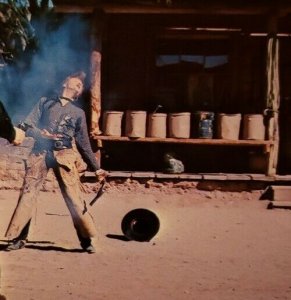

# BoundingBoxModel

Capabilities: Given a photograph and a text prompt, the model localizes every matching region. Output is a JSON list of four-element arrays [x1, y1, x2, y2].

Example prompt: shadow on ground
[[0, 240, 84, 253]]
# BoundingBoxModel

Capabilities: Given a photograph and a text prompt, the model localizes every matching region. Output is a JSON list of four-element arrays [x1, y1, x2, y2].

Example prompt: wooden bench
[[92, 135, 274, 175]]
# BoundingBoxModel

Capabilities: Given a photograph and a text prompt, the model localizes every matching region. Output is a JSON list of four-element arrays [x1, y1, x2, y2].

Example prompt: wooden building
[[54, 0, 291, 176]]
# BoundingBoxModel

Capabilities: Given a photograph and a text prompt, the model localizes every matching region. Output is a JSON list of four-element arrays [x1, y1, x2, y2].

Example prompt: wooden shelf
[[92, 135, 273, 151]]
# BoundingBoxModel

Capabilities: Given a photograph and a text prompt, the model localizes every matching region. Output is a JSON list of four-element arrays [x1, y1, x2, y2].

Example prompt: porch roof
[[52, 0, 291, 16]]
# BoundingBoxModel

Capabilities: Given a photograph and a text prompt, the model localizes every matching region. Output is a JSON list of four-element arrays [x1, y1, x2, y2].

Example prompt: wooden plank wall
[[98, 13, 291, 173], [102, 15, 267, 115]]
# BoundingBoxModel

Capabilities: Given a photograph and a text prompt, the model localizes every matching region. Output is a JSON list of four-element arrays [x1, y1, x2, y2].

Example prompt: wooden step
[[269, 185, 291, 201], [267, 200, 291, 209]]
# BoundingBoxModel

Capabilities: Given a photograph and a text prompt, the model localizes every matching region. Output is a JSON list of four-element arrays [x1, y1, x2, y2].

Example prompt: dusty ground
[[0, 184, 291, 300]]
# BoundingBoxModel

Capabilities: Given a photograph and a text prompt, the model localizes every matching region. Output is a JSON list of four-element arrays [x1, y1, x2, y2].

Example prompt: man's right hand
[[41, 129, 62, 140]]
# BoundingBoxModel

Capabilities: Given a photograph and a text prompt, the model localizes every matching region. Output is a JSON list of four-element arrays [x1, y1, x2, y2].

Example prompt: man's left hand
[[95, 169, 108, 182]]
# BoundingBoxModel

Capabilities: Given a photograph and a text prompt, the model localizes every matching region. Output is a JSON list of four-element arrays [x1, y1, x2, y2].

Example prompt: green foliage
[[0, 1, 34, 64], [0, 0, 52, 66]]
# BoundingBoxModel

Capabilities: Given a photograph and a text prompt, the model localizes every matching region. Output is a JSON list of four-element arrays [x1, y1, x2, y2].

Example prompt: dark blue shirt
[[24, 97, 100, 171]]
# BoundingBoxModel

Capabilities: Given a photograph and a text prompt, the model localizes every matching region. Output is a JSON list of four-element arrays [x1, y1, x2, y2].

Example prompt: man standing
[[5, 72, 107, 253]]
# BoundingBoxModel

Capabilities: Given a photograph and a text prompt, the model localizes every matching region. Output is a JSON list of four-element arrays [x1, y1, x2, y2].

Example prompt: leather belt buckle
[[54, 140, 64, 150]]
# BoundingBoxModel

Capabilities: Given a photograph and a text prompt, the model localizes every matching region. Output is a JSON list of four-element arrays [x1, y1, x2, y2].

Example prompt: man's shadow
[[0, 240, 84, 253]]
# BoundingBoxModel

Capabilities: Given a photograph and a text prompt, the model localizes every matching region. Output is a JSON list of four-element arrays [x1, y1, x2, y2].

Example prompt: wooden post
[[266, 112, 279, 176], [89, 10, 106, 166], [90, 51, 102, 136], [89, 9, 105, 137], [266, 13, 280, 176]]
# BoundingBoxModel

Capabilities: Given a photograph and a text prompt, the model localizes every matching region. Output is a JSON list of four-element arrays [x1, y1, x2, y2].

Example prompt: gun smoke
[[0, 14, 91, 124]]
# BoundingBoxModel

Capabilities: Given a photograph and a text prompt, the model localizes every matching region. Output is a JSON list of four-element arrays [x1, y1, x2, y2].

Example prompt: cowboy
[[5, 72, 107, 253]]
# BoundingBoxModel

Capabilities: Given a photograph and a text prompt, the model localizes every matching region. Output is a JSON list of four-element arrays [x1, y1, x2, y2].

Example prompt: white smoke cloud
[[2, 14, 91, 123]]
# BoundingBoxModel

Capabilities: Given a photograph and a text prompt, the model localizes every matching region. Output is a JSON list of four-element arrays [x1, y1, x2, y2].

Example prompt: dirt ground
[[0, 183, 291, 300]]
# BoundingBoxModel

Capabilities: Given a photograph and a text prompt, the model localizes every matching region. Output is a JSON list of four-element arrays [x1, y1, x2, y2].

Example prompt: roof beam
[[101, 4, 268, 15], [52, 2, 291, 17]]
